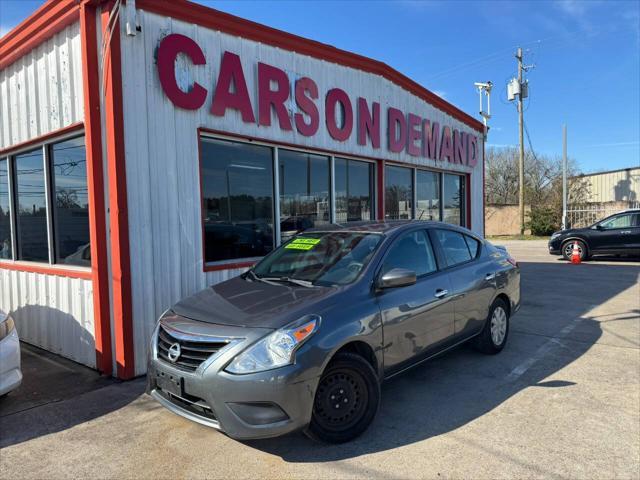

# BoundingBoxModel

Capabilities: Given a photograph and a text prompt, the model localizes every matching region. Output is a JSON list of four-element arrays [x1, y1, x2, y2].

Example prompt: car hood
[[170, 276, 339, 329], [552, 227, 586, 236]]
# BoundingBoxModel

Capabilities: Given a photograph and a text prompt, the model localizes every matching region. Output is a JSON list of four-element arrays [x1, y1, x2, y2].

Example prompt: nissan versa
[[147, 221, 520, 443]]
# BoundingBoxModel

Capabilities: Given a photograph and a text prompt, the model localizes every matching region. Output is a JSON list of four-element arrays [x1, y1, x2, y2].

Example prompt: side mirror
[[595, 224, 604, 231], [378, 268, 417, 289]]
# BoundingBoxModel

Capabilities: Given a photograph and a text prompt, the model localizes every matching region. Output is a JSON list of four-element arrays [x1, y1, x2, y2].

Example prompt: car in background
[[0, 310, 22, 397], [147, 221, 520, 443], [548, 209, 640, 261]]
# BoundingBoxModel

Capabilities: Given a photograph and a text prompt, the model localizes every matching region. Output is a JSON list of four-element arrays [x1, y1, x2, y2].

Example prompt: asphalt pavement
[[1, 240, 639, 479]]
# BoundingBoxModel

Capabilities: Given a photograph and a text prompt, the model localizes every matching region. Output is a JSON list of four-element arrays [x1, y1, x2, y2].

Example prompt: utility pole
[[562, 125, 567, 230], [516, 47, 525, 235]]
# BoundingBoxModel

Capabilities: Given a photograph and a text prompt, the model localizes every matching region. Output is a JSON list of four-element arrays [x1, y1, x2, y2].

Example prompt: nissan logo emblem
[[167, 342, 181, 363]]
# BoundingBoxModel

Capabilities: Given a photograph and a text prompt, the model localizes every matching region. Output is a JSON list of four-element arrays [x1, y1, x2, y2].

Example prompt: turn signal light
[[293, 320, 317, 342]]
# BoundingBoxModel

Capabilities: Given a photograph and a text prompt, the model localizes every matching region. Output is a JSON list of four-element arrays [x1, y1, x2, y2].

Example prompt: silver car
[[147, 221, 520, 443]]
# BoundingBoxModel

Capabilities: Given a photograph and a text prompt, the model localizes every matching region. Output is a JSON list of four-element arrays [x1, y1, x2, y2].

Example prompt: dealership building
[[0, 0, 486, 378]]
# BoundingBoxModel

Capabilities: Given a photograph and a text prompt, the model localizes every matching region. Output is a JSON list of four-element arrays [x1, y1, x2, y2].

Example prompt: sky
[[1, 0, 639, 174]]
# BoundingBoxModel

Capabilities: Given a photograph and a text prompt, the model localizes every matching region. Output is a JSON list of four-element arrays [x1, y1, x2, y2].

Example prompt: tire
[[561, 239, 588, 261], [305, 352, 380, 443], [474, 298, 510, 354]]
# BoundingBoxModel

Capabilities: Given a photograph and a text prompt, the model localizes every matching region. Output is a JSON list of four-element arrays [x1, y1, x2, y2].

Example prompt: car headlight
[[0, 314, 16, 341], [225, 315, 320, 374]]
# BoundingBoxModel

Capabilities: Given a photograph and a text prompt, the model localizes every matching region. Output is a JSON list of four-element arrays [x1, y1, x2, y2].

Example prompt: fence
[[566, 201, 640, 228]]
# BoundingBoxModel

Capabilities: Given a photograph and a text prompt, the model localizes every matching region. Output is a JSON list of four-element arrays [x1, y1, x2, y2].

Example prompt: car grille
[[156, 325, 228, 372]]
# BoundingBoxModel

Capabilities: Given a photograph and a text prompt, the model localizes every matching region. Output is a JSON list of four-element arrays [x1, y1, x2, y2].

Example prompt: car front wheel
[[562, 239, 588, 261], [305, 352, 380, 443]]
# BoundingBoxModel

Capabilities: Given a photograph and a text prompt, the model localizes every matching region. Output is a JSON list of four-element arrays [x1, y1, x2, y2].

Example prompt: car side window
[[435, 229, 472, 267], [464, 235, 480, 258], [600, 214, 633, 230], [632, 214, 640, 227], [382, 230, 437, 277]]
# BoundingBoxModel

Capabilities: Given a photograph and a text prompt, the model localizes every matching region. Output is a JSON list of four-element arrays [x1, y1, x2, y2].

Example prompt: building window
[[416, 170, 440, 221], [200, 137, 275, 263], [279, 149, 330, 242], [0, 159, 11, 259], [52, 137, 91, 266], [385, 165, 413, 220], [443, 173, 465, 226], [335, 158, 374, 223], [15, 148, 49, 262]]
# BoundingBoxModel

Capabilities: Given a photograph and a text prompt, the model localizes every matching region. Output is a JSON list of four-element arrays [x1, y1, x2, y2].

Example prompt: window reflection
[[15, 148, 48, 262], [0, 159, 11, 259], [443, 173, 465, 226], [279, 149, 330, 242], [385, 165, 413, 220], [52, 137, 91, 266], [416, 170, 440, 221], [335, 158, 374, 223], [201, 138, 274, 263]]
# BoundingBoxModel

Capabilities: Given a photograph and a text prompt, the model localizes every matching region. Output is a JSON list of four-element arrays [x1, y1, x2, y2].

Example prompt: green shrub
[[527, 206, 560, 236]]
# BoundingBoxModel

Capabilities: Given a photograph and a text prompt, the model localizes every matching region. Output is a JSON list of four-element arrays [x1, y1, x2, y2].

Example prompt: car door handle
[[485, 272, 496, 281], [434, 289, 448, 299], [621, 231, 632, 234]]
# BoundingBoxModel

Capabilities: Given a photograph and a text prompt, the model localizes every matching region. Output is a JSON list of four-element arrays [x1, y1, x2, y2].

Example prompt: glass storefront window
[[416, 170, 440, 221], [279, 149, 330, 242], [335, 158, 374, 223], [201, 138, 275, 263], [385, 165, 413, 220], [52, 137, 91, 266], [0, 159, 11, 259], [15, 148, 49, 262], [443, 173, 465, 226]]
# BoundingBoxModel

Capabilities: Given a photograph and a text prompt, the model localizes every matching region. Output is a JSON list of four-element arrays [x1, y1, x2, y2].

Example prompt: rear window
[[434, 229, 472, 267]]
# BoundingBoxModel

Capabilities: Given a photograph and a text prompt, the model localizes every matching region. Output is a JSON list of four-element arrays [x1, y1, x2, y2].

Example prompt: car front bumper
[[146, 320, 320, 440], [548, 239, 562, 255], [0, 329, 22, 396]]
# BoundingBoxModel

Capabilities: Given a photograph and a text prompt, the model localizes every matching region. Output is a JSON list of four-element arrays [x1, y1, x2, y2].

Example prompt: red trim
[[377, 160, 385, 220], [136, 0, 484, 133], [80, 3, 112, 376], [0, 123, 84, 156], [466, 172, 472, 230], [101, 8, 135, 380], [0, 0, 80, 71], [0, 262, 92, 280], [204, 261, 257, 272]]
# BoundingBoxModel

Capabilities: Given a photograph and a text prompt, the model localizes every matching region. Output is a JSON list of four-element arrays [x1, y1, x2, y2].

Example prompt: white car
[[0, 310, 22, 396]]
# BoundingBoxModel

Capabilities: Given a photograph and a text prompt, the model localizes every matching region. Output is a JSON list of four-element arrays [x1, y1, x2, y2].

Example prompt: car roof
[[304, 220, 470, 235]]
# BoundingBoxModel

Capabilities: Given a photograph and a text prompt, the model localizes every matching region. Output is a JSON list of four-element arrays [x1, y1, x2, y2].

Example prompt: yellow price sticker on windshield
[[285, 238, 320, 250]]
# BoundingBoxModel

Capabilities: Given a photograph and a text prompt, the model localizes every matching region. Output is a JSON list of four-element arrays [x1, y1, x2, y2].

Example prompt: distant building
[[573, 167, 639, 204]]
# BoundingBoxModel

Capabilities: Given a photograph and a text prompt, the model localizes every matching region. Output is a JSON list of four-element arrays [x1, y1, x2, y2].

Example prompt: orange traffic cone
[[571, 242, 581, 264]]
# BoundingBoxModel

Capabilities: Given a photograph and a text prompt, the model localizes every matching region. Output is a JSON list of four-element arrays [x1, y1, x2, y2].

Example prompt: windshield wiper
[[259, 276, 315, 288]]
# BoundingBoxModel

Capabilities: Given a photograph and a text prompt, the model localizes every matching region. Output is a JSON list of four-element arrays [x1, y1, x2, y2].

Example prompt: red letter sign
[[258, 63, 292, 130], [326, 89, 353, 142], [157, 34, 207, 110], [388, 108, 406, 153], [357, 98, 380, 148], [423, 120, 440, 160], [439, 126, 453, 162], [294, 77, 319, 137], [467, 134, 478, 167], [454, 130, 466, 164], [407, 113, 422, 157], [211, 51, 255, 123]]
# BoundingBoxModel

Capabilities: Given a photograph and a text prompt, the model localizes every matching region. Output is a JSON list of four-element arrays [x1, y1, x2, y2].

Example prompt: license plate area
[[156, 368, 183, 397]]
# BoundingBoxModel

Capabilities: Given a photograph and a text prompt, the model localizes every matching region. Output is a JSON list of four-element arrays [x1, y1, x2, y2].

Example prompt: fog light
[[227, 402, 289, 425]]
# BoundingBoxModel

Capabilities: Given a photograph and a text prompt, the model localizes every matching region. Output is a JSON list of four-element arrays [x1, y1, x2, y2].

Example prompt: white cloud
[[487, 143, 517, 148], [432, 90, 447, 99]]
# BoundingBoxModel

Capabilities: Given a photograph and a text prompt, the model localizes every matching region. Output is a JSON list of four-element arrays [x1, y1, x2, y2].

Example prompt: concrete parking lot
[[1, 240, 639, 479]]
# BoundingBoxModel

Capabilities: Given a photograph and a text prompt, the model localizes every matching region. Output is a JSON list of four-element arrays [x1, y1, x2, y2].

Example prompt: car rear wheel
[[474, 298, 510, 354], [305, 352, 380, 443], [562, 239, 588, 261]]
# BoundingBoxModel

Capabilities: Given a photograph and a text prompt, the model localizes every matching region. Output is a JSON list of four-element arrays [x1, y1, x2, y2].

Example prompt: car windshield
[[251, 232, 383, 286]]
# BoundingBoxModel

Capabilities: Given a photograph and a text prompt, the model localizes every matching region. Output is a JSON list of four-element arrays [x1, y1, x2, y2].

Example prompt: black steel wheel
[[305, 352, 379, 443]]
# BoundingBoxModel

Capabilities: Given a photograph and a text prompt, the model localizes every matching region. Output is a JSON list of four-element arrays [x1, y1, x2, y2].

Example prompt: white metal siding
[[580, 168, 640, 203], [0, 22, 84, 150], [119, 10, 485, 374], [0, 269, 96, 368]]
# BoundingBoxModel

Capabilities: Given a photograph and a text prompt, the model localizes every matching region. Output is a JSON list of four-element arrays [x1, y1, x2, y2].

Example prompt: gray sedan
[[147, 221, 520, 443]]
